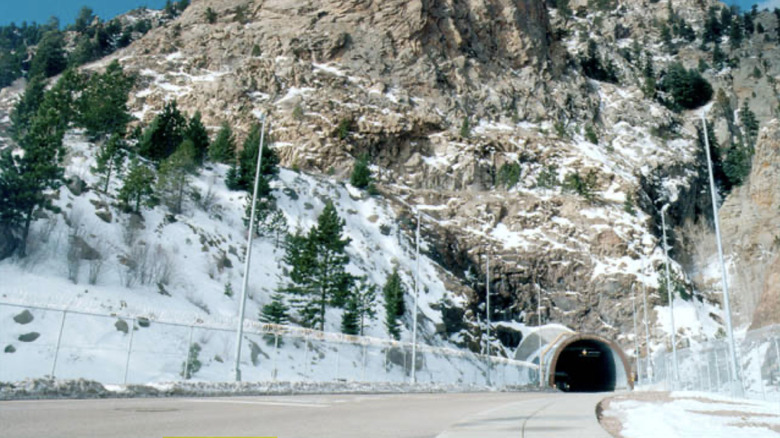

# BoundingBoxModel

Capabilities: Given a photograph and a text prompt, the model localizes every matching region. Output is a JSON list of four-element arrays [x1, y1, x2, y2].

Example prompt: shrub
[[562, 170, 598, 201], [180, 343, 202, 379], [536, 165, 559, 189], [658, 62, 713, 111], [584, 124, 598, 144], [497, 162, 521, 189], [205, 7, 217, 24]]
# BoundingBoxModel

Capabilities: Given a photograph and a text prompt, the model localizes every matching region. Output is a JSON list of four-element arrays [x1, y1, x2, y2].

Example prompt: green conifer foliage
[[208, 122, 236, 163], [185, 111, 210, 164], [29, 31, 67, 79], [157, 140, 196, 214], [0, 104, 67, 257], [260, 293, 290, 325], [119, 158, 156, 213], [93, 133, 126, 193], [9, 75, 46, 141], [79, 61, 135, 139], [341, 278, 377, 336], [282, 202, 353, 330], [350, 154, 372, 189], [383, 268, 405, 340], [658, 62, 713, 110], [139, 101, 187, 161], [229, 123, 279, 191]]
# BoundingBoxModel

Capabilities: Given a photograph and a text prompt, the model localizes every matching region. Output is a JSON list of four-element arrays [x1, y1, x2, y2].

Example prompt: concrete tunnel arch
[[514, 326, 633, 392], [546, 333, 633, 392]]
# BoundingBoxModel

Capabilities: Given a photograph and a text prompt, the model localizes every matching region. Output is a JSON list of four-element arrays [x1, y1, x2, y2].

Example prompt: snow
[[0, 132, 538, 386], [606, 392, 780, 438]]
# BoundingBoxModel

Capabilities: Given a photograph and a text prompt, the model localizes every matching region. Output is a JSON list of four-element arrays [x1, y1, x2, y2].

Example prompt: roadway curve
[[0, 392, 613, 437]]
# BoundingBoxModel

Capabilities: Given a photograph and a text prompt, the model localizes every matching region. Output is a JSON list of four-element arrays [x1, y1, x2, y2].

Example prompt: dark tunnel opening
[[553, 340, 616, 392]]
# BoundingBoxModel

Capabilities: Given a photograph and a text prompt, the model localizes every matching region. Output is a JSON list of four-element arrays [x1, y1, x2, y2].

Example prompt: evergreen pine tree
[[9, 75, 46, 142], [353, 278, 377, 336], [93, 133, 126, 193], [745, 11, 755, 35], [712, 42, 726, 70], [0, 104, 67, 257], [382, 268, 405, 340], [230, 123, 280, 191], [350, 154, 372, 189], [119, 158, 156, 213], [78, 61, 135, 139], [260, 293, 290, 325], [185, 111, 210, 164], [697, 120, 730, 192], [740, 99, 759, 150], [729, 14, 743, 47], [208, 122, 236, 163], [282, 202, 353, 330], [341, 294, 360, 335], [138, 101, 187, 161], [157, 140, 196, 214], [723, 141, 751, 187], [29, 31, 67, 79], [703, 6, 722, 44], [242, 175, 276, 236]]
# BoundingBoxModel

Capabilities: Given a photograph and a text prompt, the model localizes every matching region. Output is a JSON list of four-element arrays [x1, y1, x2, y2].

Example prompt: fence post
[[51, 310, 68, 379], [714, 348, 722, 393], [123, 318, 136, 385], [706, 351, 712, 392], [335, 342, 341, 381], [756, 348, 766, 400], [361, 342, 367, 382], [182, 324, 194, 381], [303, 331, 310, 380], [273, 331, 279, 381]]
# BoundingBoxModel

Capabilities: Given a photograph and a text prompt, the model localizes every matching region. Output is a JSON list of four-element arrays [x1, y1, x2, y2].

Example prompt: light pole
[[700, 113, 743, 396], [485, 251, 491, 386], [660, 203, 680, 386], [234, 114, 267, 382], [632, 283, 640, 386], [536, 274, 544, 388], [410, 209, 420, 384], [642, 256, 653, 383]]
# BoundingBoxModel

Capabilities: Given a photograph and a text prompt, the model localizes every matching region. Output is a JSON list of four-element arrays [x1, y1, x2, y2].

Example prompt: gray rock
[[18, 332, 40, 342], [13, 310, 34, 325], [114, 319, 129, 334]]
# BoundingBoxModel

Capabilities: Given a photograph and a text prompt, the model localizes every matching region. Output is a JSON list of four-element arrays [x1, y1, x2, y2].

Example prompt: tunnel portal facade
[[546, 334, 633, 392]]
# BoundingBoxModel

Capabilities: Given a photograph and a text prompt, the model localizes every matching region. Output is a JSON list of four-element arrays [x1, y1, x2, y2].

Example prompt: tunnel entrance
[[553, 340, 616, 392], [546, 334, 632, 392]]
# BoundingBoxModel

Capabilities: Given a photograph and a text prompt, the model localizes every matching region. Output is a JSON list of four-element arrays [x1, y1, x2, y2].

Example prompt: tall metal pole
[[411, 210, 420, 384], [537, 275, 544, 388], [486, 252, 491, 386], [632, 284, 640, 386], [701, 113, 743, 396], [234, 115, 267, 382], [642, 257, 653, 382], [661, 205, 679, 385]]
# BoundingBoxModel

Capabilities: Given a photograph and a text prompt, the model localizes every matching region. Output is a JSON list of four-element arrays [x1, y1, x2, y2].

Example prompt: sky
[[0, 1, 167, 27]]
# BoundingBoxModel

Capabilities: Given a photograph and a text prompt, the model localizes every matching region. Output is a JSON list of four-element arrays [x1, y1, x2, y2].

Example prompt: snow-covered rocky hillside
[[2, 0, 780, 389]]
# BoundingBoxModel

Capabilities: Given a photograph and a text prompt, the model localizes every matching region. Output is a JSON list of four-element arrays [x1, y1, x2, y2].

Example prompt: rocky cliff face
[[95, 0, 707, 353], [720, 121, 780, 330]]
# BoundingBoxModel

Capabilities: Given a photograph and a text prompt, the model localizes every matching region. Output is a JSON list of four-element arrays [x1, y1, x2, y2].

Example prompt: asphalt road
[[1, 391, 613, 438]]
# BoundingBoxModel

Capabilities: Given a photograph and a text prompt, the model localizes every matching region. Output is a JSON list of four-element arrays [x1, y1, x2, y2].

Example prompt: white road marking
[[183, 399, 328, 408]]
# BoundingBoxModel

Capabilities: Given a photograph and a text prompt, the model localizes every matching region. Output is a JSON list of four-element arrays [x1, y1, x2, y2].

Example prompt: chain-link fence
[[637, 326, 780, 401], [0, 302, 538, 387]]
